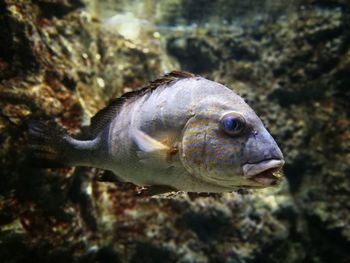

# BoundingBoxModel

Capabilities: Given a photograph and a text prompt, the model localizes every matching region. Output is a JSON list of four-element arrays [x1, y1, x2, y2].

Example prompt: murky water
[[0, 0, 349, 262]]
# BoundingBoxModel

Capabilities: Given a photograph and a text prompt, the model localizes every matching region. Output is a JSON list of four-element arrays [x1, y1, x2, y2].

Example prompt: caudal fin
[[28, 121, 73, 167]]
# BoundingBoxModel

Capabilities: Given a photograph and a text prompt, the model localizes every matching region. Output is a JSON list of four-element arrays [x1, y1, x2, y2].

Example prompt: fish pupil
[[220, 112, 246, 136], [224, 118, 240, 131]]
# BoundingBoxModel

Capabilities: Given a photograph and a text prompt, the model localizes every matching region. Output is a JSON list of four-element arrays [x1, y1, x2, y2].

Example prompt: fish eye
[[219, 112, 246, 136]]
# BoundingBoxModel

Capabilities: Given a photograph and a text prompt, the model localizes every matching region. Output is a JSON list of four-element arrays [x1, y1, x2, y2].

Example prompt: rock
[[1, 0, 349, 262]]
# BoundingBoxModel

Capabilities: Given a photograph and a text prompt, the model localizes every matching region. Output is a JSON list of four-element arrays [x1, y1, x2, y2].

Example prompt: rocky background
[[0, 0, 349, 262]]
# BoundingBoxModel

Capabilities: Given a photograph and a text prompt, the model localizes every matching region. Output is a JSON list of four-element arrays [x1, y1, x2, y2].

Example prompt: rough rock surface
[[0, 0, 349, 263], [164, 1, 350, 262]]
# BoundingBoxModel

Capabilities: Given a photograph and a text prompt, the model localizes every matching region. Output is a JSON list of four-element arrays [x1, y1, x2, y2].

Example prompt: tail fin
[[28, 121, 73, 167]]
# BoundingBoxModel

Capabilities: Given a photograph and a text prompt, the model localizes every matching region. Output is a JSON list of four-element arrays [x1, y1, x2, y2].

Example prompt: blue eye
[[220, 112, 246, 136]]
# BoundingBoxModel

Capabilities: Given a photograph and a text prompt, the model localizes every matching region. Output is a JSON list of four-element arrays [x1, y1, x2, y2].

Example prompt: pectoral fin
[[131, 129, 170, 166]]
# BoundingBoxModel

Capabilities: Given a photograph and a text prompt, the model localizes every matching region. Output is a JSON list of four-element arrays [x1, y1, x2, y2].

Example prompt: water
[[0, 0, 349, 262]]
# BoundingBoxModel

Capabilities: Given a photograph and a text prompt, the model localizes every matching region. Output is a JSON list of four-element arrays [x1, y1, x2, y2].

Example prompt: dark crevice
[[34, 0, 84, 19]]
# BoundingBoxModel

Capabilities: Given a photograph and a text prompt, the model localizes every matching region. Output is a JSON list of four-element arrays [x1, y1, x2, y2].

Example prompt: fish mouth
[[242, 159, 285, 186]]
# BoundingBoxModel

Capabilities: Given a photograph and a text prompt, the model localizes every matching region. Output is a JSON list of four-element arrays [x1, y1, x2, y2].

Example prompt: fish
[[29, 71, 284, 194]]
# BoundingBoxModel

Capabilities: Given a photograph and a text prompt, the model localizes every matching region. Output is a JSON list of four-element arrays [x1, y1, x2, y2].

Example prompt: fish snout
[[242, 159, 285, 186], [241, 126, 285, 186]]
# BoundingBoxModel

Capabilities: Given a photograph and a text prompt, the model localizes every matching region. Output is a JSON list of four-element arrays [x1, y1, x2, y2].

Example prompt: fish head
[[179, 94, 284, 190]]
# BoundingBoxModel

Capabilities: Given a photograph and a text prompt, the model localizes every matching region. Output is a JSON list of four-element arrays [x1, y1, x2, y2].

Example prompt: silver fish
[[30, 71, 284, 193]]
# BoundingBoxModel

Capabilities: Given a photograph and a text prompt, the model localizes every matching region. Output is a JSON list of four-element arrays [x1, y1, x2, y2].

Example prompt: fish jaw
[[242, 159, 285, 186]]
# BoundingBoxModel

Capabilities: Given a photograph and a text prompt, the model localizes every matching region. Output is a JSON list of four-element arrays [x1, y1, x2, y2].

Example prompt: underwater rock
[[162, 0, 350, 262], [0, 0, 163, 261], [1, 0, 349, 263]]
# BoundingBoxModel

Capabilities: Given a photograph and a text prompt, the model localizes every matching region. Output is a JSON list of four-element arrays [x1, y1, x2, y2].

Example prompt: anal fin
[[136, 185, 177, 197], [95, 170, 123, 182]]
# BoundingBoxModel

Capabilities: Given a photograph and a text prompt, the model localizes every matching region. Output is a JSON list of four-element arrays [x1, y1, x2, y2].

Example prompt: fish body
[[30, 71, 284, 193]]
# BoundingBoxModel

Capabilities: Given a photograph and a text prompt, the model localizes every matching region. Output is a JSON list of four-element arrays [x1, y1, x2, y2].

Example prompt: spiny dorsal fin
[[89, 71, 195, 138], [148, 71, 195, 89]]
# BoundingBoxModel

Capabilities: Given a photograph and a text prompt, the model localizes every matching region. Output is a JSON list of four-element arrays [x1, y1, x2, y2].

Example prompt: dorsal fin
[[89, 71, 195, 138]]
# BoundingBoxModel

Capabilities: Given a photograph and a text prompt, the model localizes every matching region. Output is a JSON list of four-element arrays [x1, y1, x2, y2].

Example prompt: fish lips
[[242, 159, 285, 186]]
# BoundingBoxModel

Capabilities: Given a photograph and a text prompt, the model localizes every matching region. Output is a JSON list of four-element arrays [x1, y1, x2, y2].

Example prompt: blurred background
[[0, 0, 349, 262]]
